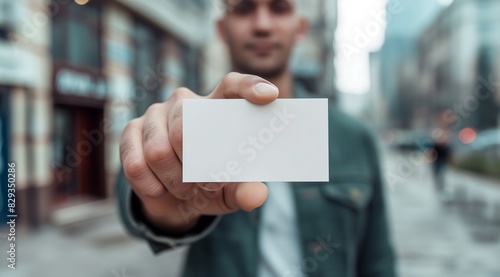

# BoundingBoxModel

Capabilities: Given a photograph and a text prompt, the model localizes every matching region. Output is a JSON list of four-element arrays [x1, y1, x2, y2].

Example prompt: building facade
[[417, 0, 500, 132], [0, 0, 211, 226], [374, 0, 444, 129], [293, 0, 337, 96]]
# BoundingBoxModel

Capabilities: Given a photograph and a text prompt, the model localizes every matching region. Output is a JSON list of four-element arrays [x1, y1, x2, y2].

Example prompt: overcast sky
[[335, 0, 452, 94], [335, 0, 388, 95]]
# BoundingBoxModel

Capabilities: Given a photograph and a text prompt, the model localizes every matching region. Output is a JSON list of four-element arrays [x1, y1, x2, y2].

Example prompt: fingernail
[[254, 83, 278, 95]]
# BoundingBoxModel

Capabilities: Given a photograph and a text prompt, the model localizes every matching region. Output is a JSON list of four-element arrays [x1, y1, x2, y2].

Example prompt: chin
[[241, 60, 287, 78], [243, 67, 284, 78]]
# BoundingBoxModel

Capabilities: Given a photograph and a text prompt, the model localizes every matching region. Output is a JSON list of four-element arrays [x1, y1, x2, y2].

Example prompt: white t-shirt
[[258, 182, 305, 277]]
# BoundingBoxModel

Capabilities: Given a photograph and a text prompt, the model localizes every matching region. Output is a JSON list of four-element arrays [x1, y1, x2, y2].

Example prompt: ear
[[295, 16, 309, 43], [216, 17, 228, 43]]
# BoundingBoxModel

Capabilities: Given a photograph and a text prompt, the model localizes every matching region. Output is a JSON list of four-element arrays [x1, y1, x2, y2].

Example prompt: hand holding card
[[119, 73, 281, 233]]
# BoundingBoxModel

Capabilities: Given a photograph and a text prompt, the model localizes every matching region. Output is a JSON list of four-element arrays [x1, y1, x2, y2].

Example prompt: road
[[1, 148, 499, 277]]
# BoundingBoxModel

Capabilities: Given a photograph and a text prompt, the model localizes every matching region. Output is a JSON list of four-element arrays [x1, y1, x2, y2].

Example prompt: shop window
[[132, 22, 161, 115], [52, 1, 101, 69]]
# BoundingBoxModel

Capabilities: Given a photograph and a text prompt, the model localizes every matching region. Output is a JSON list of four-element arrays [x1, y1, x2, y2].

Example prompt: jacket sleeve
[[115, 167, 221, 255], [356, 130, 398, 277]]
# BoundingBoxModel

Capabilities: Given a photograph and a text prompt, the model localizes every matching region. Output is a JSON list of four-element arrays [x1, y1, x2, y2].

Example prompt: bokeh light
[[75, 0, 89, 5], [459, 127, 477, 144]]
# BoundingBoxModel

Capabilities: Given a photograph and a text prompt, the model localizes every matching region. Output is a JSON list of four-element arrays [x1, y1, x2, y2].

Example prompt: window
[[0, 0, 14, 40], [132, 21, 161, 115], [52, 1, 101, 69]]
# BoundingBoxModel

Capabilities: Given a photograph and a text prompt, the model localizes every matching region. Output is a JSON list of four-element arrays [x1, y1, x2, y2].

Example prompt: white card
[[183, 99, 329, 182]]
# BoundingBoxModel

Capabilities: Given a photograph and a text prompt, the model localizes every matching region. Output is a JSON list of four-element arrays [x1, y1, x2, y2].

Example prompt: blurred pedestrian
[[432, 130, 451, 194], [116, 1, 397, 276]]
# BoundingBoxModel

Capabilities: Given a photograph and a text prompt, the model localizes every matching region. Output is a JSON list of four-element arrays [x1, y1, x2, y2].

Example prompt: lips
[[247, 42, 278, 54]]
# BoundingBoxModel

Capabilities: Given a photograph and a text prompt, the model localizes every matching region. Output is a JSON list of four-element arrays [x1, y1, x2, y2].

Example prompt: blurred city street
[[0, 209, 188, 277], [1, 147, 499, 277], [383, 148, 500, 277], [1, 0, 500, 276]]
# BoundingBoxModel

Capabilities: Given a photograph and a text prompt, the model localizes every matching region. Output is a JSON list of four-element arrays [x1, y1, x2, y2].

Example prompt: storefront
[[51, 1, 107, 205], [48, 0, 176, 207], [52, 65, 108, 204], [0, 0, 210, 227]]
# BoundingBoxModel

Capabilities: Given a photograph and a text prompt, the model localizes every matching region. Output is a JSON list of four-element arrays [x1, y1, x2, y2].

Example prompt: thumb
[[209, 72, 279, 105], [223, 182, 269, 212]]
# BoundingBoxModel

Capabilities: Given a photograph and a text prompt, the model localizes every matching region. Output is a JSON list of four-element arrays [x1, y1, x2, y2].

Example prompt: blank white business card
[[183, 99, 329, 182]]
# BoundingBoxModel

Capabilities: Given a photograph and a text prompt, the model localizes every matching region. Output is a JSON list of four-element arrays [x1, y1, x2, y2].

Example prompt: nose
[[253, 6, 273, 34]]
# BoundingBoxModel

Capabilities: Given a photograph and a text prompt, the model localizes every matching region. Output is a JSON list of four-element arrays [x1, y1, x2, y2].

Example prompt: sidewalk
[[0, 211, 186, 277], [445, 167, 500, 222], [384, 149, 500, 277]]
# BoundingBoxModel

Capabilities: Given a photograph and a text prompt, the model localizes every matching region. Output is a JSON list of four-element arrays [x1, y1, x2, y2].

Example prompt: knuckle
[[123, 118, 141, 135], [220, 198, 235, 213], [245, 75, 263, 86], [220, 187, 238, 212], [123, 160, 148, 181], [143, 121, 160, 143], [145, 103, 163, 115], [144, 143, 172, 165], [223, 72, 240, 83], [171, 87, 193, 101]]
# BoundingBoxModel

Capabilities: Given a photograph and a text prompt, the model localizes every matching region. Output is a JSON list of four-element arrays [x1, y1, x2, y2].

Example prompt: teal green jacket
[[116, 87, 397, 277]]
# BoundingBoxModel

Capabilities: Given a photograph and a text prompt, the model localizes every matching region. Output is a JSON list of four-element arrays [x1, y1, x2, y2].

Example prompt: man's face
[[218, 0, 307, 78]]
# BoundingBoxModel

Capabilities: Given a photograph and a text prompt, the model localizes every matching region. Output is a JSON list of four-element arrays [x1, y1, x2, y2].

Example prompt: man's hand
[[119, 73, 279, 233]]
